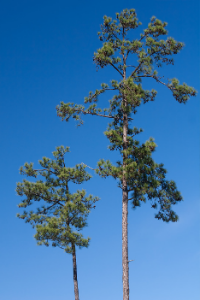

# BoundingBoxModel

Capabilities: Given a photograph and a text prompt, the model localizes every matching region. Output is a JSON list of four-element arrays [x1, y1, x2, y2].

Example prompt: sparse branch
[[77, 109, 133, 121], [111, 31, 119, 41], [130, 61, 143, 77], [86, 87, 118, 103], [129, 49, 157, 78], [39, 201, 63, 214], [30, 193, 65, 206], [81, 163, 95, 171], [137, 74, 173, 89], [84, 110, 119, 119], [33, 169, 57, 175], [42, 199, 64, 207], [138, 35, 146, 42], [126, 65, 137, 68], [109, 62, 123, 77]]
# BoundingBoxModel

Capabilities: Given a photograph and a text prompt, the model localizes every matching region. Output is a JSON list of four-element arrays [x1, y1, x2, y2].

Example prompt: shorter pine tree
[[16, 146, 99, 300]]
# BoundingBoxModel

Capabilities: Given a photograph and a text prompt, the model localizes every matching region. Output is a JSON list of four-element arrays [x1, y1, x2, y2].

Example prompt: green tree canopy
[[56, 9, 197, 223], [17, 146, 99, 252]]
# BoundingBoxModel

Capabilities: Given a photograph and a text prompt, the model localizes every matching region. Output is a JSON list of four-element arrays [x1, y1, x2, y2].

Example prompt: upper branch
[[57, 102, 133, 124], [84, 87, 118, 104], [39, 201, 63, 215], [109, 62, 123, 77], [138, 74, 171, 88], [137, 74, 197, 103], [79, 109, 133, 121]]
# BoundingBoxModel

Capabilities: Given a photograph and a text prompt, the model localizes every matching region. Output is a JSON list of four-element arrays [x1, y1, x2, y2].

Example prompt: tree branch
[[137, 75, 175, 90], [109, 62, 123, 77], [78, 109, 133, 121], [130, 61, 143, 78], [39, 202, 60, 215], [87, 88, 118, 102], [30, 193, 65, 207], [126, 65, 137, 68], [81, 163, 95, 171], [129, 49, 156, 78]]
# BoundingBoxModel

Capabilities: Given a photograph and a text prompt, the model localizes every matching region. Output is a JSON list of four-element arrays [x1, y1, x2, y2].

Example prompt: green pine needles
[[96, 137, 182, 222], [16, 146, 99, 300]]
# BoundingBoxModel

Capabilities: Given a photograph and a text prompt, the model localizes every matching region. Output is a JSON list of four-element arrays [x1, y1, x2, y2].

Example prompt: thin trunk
[[122, 49, 129, 300], [122, 114, 129, 300], [72, 243, 80, 300], [122, 187, 129, 300]]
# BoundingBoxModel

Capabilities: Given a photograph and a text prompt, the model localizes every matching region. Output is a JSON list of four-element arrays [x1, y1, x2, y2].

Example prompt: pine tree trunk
[[72, 243, 80, 300], [122, 103, 129, 300], [122, 51, 129, 300], [122, 187, 129, 300]]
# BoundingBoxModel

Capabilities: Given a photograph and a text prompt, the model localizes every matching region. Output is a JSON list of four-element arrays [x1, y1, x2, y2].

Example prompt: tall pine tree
[[56, 9, 197, 300], [16, 146, 99, 300]]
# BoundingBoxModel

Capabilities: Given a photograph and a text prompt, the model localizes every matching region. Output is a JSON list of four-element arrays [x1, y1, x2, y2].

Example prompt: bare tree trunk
[[122, 115, 129, 300], [122, 187, 129, 300], [72, 243, 80, 300]]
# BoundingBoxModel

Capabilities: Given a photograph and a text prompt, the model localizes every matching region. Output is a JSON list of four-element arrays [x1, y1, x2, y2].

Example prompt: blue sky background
[[0, 0, 199, 299]]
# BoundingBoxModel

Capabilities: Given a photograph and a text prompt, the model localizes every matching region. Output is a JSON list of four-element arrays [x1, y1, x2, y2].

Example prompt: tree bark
[[122, 42, 129, 300], [122, 116, 129, 300], [72, 243, 80, 300], [122, 94, 129, 300], [122, 187, 129, 300]]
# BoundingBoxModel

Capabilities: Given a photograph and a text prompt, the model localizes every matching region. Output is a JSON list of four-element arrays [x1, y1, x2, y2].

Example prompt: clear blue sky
[[0, 1, 199, 299]]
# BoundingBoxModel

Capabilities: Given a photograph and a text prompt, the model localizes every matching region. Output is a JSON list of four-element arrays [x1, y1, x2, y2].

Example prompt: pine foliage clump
[[16, 146, 99, 253]]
